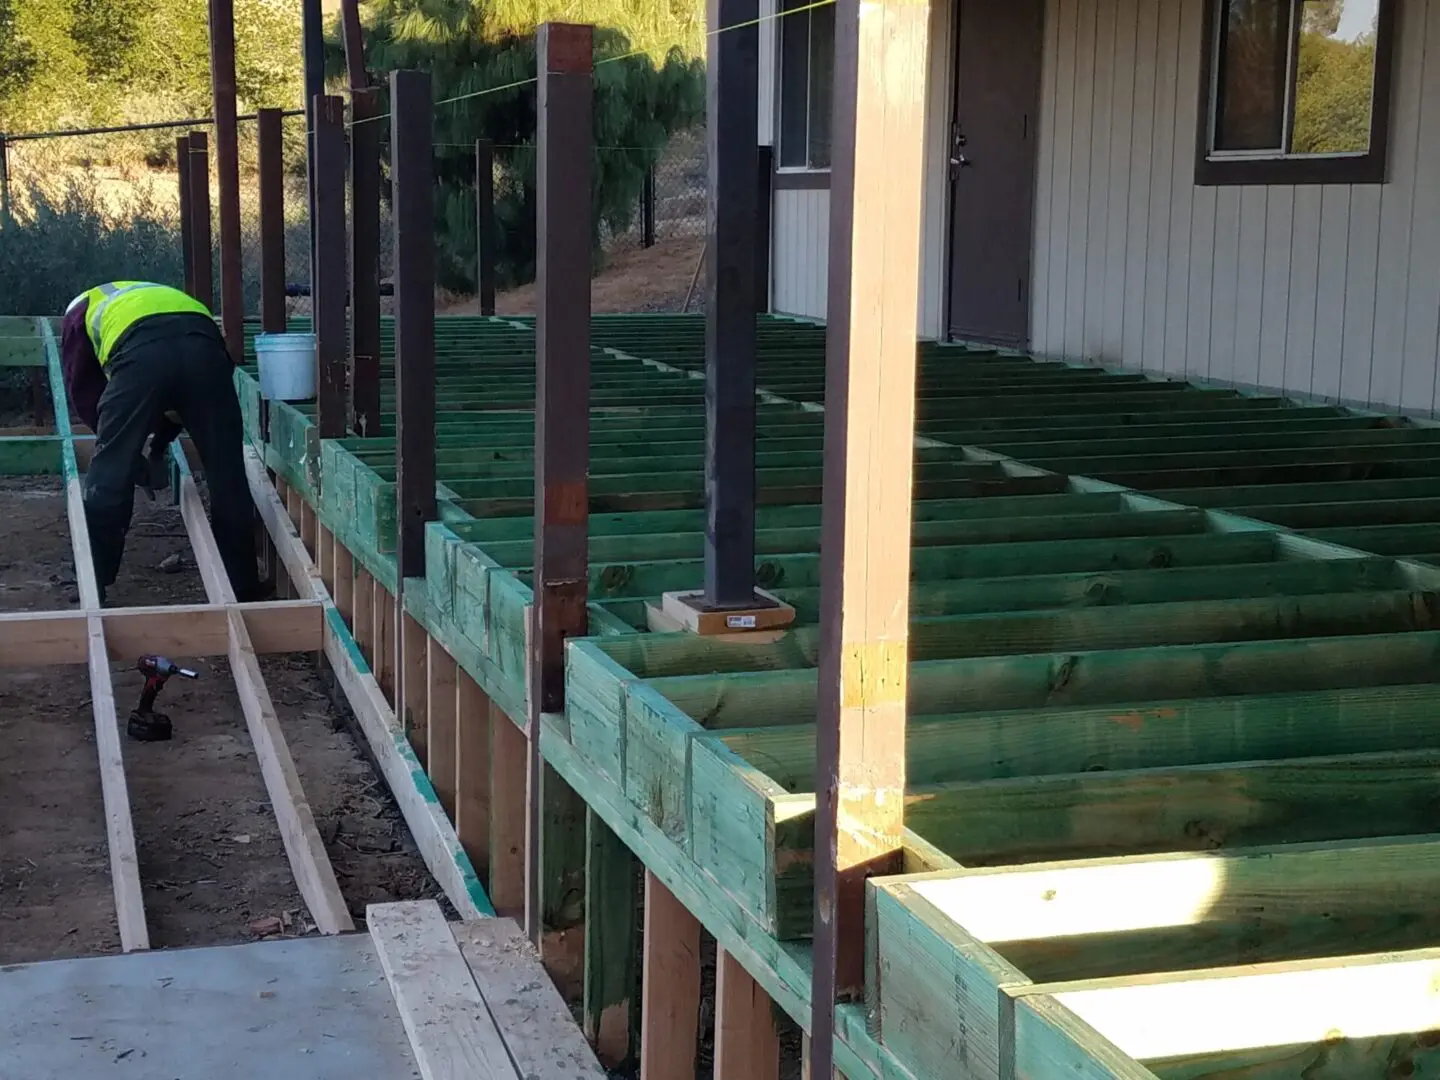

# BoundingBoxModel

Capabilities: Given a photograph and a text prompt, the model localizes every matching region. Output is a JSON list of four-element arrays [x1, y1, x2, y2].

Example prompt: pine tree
[[334, 0, 704, 292]]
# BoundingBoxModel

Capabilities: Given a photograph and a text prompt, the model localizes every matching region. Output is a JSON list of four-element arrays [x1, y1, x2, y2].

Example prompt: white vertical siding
[[763, 0, 954, 337], [1033, 0, 1440, 413]]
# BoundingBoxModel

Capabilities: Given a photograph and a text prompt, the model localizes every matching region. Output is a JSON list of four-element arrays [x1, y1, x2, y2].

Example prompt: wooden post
[[527, 21, 593, 950], [490, 708, 527, 918], [475, 139, 497, 317], [715, 948, 780, 1080], [177, 135, 195, 299], [300, 0, 324, 297], [756, 144, 773, 314], [312, 94, 348, 437], [401, 612, 428, 764], [455, 671, 492, 875], [208, 0, 243, 363], [257, 110, 287, 334], [426, 640, 459, 817], [584, 810, 639, 1069], [639, 871, 701, 1078], [390, 68, 437, 580], [701, 0, 761, 611], [187, 131, 213, 312], [343, 0, 382, 438], [641, 166, 656, 249], [809, 0, 929, 1074]]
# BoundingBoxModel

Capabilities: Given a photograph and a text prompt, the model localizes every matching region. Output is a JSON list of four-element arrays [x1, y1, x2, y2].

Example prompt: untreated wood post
[[343, 0, 382, 438], [256, 110, 287, 334], [640, 870, 701, 1077], [715, 948, 780, 1079], [809, 0, 929, 1073], [527, 21, 593, 955], [475, 139, 496, 316], [312, 94, 348, 437], [702, 0, 760, 610], [390, 68, 437, 580], [208, 0, 243, 363], [187, 131, 213, 312], [177, 135, 195, 298]]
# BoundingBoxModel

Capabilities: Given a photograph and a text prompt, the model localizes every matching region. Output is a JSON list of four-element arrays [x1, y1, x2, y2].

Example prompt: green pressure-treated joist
[[245, 312, 1440, 1080]]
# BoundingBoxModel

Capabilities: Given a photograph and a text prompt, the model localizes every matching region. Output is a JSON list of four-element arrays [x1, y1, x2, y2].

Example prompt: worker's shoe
[[127, 710, 173, 742]]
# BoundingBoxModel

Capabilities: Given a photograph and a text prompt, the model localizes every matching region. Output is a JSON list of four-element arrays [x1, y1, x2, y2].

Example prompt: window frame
[[1195, 0, 1397, 186], [774, 0, 834, 183]]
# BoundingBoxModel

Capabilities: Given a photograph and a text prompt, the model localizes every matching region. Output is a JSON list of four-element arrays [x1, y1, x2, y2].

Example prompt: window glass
[[1213, 0, 1290, 152], [778, 0, 812, 167], [1292, 0, 1379, 154], [806, 1, 835, 168]]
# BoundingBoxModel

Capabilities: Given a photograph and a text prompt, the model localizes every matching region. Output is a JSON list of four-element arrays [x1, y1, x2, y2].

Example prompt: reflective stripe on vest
[[83, 281, 213, 366]]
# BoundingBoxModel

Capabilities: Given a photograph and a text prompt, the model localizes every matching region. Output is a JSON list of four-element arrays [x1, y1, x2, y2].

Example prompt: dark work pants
[[83, 317, 261, 602]]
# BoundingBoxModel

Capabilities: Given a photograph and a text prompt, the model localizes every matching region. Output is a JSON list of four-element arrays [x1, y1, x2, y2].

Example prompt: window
[[1197, 0, 1396, 185], [777, 0, 834, 171]]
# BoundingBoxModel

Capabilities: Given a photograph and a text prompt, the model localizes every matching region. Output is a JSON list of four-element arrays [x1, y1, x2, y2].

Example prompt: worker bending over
[[62, 281, 265, 605]]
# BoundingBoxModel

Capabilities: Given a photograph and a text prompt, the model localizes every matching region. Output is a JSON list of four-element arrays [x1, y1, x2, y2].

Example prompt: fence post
[[188, 131, 214, 311], [313, 95, 348, 439], [209, 0, 243, 363], [641, 166, 655, 248], [257, 110, 287, 334], [0, 134, 11, 228], [475, 139, 496, 316], [177, 136, 196, 298]]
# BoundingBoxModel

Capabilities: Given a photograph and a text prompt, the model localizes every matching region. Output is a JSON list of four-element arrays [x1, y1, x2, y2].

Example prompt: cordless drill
[[128, 655, 198, 742]]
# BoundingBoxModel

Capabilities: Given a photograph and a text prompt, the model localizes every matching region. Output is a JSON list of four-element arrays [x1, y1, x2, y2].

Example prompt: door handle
[[951, 154, 972, 168]]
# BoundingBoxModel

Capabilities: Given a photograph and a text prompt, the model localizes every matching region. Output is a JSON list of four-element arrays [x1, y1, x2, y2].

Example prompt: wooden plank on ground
[[243, 448, 491, 921], [368, 901, 516, 1080], [177, 467, 353, 935], [452, 917, 607, 1078]]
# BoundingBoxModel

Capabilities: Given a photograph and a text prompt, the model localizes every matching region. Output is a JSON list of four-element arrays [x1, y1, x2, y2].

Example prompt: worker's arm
[[60, 301, 106, 433]]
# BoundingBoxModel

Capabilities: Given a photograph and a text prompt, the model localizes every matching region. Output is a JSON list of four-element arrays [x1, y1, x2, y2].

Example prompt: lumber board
[[452, 917, 607, 1078], [455, 669, 492, 873], [175, 466, 353, 934], [244, 448, 493, 920], [715, 947, 781, 1080], [367, 901, 515, 1080], [640, 870, 702, 1080], [427, 639, 459, 816]]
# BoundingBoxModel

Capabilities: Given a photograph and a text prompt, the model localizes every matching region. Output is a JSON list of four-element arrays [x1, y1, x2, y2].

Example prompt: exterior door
[[946, 0, 1045, 347]]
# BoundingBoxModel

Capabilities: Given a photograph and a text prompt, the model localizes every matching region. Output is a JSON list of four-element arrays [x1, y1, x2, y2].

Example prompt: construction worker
[[61, 281, 266, 606]]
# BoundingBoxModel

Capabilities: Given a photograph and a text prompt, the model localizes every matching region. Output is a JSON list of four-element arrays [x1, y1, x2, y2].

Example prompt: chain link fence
[[0, 112, 707, 317]]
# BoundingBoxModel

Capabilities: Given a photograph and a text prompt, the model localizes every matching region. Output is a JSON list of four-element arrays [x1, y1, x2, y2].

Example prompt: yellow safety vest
[[80, 281, 212, 367]]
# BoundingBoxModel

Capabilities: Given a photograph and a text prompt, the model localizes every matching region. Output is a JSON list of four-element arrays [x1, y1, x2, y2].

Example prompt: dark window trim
[[773, 168, 830, 190], [1195, 0, 1397, 187]]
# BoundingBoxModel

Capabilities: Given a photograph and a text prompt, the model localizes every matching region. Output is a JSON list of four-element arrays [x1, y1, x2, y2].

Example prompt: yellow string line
[[343, 0, 836, 131]]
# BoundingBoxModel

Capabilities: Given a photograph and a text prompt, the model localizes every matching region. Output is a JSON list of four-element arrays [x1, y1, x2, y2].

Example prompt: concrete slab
[[0, 933, 421, 1080]]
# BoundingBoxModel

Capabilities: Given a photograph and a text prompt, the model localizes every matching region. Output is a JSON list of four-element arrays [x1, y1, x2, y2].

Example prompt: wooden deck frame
[[225, 308, 1440, 1080], [0, 318, 359, 952]]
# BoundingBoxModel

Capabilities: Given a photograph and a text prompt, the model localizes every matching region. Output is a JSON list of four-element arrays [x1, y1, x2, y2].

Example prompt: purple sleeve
[[61, 302, 105, 433]]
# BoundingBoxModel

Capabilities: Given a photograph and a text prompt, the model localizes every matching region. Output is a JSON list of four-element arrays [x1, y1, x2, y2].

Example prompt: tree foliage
[[332, 0, 706, 292], [1293, 22, 1377, 154], [0, 0, 303, 131]]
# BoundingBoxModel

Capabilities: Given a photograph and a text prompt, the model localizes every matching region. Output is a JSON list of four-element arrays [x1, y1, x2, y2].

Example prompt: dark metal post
[[641, 166, 655, 248], [342, 0, 382, 437], [301, 0, 324, 302], [188, 131, 214, 312], [809, 0, 929, 1074], [0, 134, 11, 227], [528, 21, 593, 948], [390, 69, 437, 579], [177, 135, 196, 297], [312, 95, 348, 438], [756, 144, 773, 313], [702, 0, 760, 610], [257, 110, 287, 334], [209, 0, 243, 363], [475, 139, 496, 316]]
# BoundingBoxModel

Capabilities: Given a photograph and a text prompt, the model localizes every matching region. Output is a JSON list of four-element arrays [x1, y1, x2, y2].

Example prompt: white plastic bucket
[[254, 332, 317, 401]]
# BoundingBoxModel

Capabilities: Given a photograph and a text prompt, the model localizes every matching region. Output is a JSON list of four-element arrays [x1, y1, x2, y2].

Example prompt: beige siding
[[762, 0, 954, 336], [1033, 0, 1440, 413]]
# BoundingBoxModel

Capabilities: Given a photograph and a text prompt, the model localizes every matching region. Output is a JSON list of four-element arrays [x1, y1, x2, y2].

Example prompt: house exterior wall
[[1031, 0, 1440, 412], [760, 0, 954, 337]]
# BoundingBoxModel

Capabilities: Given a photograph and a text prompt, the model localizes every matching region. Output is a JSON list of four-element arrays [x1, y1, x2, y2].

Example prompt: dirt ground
[[440, 234, 707, 318], [0, 474, 442, 965]]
